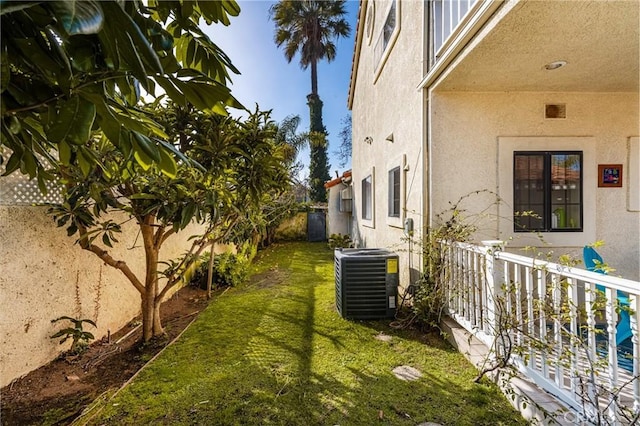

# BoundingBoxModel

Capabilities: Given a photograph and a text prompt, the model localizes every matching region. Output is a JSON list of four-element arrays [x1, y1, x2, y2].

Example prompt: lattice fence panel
[[0, 150, 63, 205]]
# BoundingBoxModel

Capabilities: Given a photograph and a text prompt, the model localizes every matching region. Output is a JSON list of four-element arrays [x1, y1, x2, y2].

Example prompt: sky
[[203, 0, 360, 181]]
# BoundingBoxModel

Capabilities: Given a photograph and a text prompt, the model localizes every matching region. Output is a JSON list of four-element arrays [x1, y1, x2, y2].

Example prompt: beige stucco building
[[325, 170, 353, 237], [349, 0, 640, 286]]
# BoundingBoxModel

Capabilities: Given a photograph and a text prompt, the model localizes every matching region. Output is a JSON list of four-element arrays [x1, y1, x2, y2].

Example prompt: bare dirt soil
[[1, 285, 212, 426]]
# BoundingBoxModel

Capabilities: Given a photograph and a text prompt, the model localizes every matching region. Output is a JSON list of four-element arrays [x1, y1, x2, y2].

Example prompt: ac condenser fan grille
[[334, 248, 399, 320]]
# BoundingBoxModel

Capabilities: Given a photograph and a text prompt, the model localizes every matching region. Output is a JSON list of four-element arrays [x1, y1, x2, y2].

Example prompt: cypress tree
[[307, 94, 330, 202]]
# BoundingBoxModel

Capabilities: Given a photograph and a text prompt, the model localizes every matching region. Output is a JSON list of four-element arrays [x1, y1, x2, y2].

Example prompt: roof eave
[[347, 1, 366, 110]]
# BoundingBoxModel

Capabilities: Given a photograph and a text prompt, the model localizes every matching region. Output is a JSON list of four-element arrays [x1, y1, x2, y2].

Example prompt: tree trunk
[[141, 275, 155, 342], [207, 243, 214, 299], [311, 60, 318, 96], [141, 217, 164, 342], [152, 300, 163, 337]]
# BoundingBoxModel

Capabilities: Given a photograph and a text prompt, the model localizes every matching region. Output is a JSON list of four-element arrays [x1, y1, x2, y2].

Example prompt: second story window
[[374, 0, 400, 74]]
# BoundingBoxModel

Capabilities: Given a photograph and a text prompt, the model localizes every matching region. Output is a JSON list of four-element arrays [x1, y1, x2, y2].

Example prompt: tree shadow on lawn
[[89, 243, 523, 425], [258, 244, 521, 424]]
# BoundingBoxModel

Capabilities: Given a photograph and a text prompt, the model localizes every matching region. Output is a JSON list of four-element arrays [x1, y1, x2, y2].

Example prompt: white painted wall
[[327, 184, 351, 236], [351, 0, 425, 289], [0, 206, 208, 387], [430, 91, 640, 279]]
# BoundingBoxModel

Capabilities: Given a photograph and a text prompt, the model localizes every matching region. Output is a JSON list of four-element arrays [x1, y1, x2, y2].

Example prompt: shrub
[[328, 233, 353, 249], [50, 316, 96, 355], [190, 251, 250, 290]]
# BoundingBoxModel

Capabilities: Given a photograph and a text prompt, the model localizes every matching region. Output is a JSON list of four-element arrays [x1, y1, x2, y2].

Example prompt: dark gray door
[[307, 211, 326, 242]]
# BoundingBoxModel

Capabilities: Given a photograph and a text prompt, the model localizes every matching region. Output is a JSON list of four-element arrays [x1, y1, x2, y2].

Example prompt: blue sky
[[203, 0, 360, 180]]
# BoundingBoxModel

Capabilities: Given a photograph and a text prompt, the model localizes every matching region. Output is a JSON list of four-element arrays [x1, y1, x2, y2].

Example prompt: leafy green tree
[[1, 0, 242, 183], [227, 114, 310, 248], [49, 106, 289, 342], [308, 131, 330, 202], [270, 0, 351, 202]]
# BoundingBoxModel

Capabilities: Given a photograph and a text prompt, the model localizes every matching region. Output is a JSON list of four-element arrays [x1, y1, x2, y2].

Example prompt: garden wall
[[273, 212, 307, 241], [0, 206, 210, 387]]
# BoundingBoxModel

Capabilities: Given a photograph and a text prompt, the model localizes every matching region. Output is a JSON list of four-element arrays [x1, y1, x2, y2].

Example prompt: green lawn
[[87, 242, 524, 425]]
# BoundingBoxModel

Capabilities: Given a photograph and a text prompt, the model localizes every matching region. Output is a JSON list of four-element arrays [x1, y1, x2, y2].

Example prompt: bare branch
[[77, 223, 145, 295]]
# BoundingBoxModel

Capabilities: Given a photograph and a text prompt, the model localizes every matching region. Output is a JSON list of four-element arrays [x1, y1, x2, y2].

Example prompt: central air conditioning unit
[[334, 248, 399, 320]]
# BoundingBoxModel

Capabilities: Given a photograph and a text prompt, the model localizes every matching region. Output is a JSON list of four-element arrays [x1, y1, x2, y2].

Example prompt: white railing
[[431, 0, 478, 54], [441, 240, 640, 424]]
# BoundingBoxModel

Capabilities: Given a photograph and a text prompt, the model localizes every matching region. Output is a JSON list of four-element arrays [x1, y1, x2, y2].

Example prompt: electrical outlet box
[[404, 218, 414, 236]]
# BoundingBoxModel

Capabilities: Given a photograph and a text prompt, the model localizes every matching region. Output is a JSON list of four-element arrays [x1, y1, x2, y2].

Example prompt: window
[[385, 155, 405, 228], [514, 151, 583, 232], [362, 175, 372, 220], [388, 166, 400, 217], [365, 0, 375, 44], [381, 0, 396, 52], [373, 0, 400, 74]]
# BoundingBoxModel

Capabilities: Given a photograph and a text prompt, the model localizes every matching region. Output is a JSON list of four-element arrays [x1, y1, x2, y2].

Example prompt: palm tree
[[275, 115, 307, 164], [271, 0, 351, 202]]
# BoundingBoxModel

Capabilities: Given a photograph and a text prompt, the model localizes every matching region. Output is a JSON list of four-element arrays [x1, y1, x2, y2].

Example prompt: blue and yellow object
[[583, 246, 631, 346]]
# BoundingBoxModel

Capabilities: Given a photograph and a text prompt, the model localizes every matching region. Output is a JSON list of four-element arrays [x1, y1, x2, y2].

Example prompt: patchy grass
[[88, 242, 524, 425]]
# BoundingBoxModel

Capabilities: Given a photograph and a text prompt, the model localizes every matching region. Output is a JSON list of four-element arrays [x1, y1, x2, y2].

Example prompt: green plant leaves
[[171, 78, 240, 114], [58, 140, 72, 166], [45, 96, 96, 145], [154, 76, 186, 106], [180, 203, 196, 230], [76, 146, 94, 177], [50, 316, 96, 352], [0, 1, 41, 16], [174, 32, 239, 85], [50, 0, 104, 35], [98, 1, 163, 88], [158, 145, 178, 178], [2, 0, 247, 184], [129, 131, 179, 175], [132, 131, 160, 163], [196, 0, 240, 25], [1, 150, 22, 176]]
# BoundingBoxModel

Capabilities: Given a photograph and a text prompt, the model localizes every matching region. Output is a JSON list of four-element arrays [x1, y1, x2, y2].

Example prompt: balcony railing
[[432, 0, 478, 55], [440, 240, 640, 424]]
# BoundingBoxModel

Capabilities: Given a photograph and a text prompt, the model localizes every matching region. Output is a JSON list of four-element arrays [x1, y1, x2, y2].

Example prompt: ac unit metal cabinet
[[339, 187, 353, 213], [334, 248, 399, 320]]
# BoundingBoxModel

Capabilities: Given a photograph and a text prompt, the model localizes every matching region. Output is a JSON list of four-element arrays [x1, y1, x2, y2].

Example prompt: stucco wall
[[327, 184, 351, 236], [273, 212, 307, 241], [351, 0, 424, 289], [430, 91, 640, 279], [0, 206, 206, 387]]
